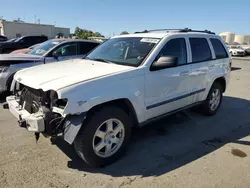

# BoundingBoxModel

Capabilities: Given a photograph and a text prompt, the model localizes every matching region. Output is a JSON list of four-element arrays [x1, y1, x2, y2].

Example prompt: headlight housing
[[54, 98, 68, 109], [0, 66, 9, 73]]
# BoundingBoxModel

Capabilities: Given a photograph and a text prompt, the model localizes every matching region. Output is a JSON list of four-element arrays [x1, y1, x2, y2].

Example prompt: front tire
[[200, 82, 223, 116], [74, 106, 132, 167]]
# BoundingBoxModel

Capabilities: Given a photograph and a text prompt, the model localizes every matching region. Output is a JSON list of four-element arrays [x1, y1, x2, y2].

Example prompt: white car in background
[[229, 46, 245, 56]]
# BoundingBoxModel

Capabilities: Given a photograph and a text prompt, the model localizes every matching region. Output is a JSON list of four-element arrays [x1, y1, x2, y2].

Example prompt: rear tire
[[199, 82, 223, 116], [74, 105, 132, 167]]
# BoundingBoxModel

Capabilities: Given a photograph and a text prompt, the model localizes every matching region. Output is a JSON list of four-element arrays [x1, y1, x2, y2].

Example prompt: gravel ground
[[1, 60, 250, 188]]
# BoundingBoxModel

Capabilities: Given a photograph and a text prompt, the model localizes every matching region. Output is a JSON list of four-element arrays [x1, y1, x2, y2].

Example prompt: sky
[[0, 0, 250, 37]]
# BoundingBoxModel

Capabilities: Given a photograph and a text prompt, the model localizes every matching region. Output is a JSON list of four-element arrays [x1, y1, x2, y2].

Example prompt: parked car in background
[[240, 46, 250, 55], [5, 38, 17, 43], [245, 48, 250, 55], [0, 35, 8, 42], [228, 46, 245, 56], [10, 43, 41, 54], [6, 29, 230, 167], [0, 39, 101, 94], [0, 35, 48, 54]]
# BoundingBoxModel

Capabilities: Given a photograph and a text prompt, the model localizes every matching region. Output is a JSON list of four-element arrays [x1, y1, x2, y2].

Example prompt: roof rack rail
[[134, 28, 215, 35], [179, 28, 215, 35], [134, 29, 184, 34]]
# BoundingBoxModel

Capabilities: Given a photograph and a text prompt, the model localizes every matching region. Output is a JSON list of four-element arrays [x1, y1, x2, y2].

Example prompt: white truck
[[6, 29, 231, 167]]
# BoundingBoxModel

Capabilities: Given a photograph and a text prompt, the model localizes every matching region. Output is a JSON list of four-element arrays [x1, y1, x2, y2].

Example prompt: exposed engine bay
[[15, 84, 67, 138]]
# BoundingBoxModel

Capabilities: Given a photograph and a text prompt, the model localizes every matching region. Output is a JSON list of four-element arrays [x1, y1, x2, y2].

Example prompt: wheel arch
[[213, 76, 226, 93], [86, 98, 139, 126], [63, 98, 139, 145]]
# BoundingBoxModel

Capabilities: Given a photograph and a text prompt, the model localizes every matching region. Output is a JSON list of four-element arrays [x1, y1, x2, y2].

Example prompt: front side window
[[190, 38, 212, 62], [86, 37, 159, 67], [156, 38, 187, 65], [54, 43, 77, 56], [210, 38, 228, 59]]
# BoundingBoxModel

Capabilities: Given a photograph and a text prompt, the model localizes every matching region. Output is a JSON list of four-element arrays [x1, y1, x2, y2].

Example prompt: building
[[219, 32, 235, 45], [234, 35, 250, 45], [219, 32, 250, 45], [0, 19, 70, 39]]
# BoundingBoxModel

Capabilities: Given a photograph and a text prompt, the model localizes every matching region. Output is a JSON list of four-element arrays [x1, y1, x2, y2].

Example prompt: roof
[[50, 39, 102, 43]]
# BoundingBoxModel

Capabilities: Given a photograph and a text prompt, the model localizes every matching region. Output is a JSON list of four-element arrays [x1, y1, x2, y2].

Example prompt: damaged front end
[[7, 82, 71, 142]]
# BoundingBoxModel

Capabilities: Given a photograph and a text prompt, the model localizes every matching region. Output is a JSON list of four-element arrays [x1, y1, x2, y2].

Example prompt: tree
[[94, 32, 104, 37], [74, 27, 104, 39], [120, 31, 129, 35]]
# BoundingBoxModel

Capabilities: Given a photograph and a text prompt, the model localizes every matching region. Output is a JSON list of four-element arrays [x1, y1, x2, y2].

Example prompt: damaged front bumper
[[7, 96, 45, 132], [7, 95, 87, 144]]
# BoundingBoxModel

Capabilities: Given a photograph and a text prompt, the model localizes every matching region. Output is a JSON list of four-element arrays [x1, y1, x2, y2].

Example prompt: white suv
[[6, 29, 230, 167]]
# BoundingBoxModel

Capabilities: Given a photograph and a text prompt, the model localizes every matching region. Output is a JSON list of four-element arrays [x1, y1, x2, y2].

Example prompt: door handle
[[180, 71, 190, 76]]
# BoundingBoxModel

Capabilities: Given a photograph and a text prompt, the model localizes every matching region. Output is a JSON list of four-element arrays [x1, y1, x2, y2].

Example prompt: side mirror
[[150, 56, 178, 71], [52, 51, 62, 60]]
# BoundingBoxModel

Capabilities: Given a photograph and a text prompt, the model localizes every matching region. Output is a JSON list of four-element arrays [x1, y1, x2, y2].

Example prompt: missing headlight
[[54, 99, 68, 109]]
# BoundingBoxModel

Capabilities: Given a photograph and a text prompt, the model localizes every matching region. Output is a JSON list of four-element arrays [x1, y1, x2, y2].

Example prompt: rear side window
[[157, 38, 187, 65], [190, 38, 212, 63], [78, 42, 99, 55], [210, 38, 228, 59]]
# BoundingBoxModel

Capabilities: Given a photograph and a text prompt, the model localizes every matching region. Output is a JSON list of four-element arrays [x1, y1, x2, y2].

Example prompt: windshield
[[28, 40, 63, 56], [86, 37, 159, 67]]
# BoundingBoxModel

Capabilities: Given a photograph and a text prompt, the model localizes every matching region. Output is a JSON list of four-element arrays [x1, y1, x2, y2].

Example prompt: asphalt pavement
[[1, 59, 250, 188]]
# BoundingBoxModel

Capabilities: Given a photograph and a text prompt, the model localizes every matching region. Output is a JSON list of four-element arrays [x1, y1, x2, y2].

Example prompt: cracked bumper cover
[[7, 96, 45, 132], [7, 95, 87, 144]]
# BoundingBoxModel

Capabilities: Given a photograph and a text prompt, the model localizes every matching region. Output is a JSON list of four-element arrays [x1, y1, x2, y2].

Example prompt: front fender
[[59, 72, 146, 123]]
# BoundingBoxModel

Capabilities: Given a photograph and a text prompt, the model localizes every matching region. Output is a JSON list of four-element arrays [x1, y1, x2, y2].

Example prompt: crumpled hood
[[0, 53, 43, 62], [14, 59, 134, 91]]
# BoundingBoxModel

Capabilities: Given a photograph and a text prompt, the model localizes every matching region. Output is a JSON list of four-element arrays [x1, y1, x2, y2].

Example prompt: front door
[[145, 38, 192, 120], [44, 43, 78, 63]]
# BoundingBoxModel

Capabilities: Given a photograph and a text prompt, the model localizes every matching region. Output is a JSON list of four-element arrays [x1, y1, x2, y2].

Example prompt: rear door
[[188, 37, 212, 104], [145, 37, 192, 120]]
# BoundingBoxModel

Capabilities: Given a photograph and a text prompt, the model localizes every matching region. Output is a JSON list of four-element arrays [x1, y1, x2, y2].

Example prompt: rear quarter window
[[210, 38, 228, 59], [189, 38, 212, 63]]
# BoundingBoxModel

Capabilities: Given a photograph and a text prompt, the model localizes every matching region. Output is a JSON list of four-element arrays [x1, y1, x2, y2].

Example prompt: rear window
[[210, 38, 228, 59], [190, 38, 212, 63]]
